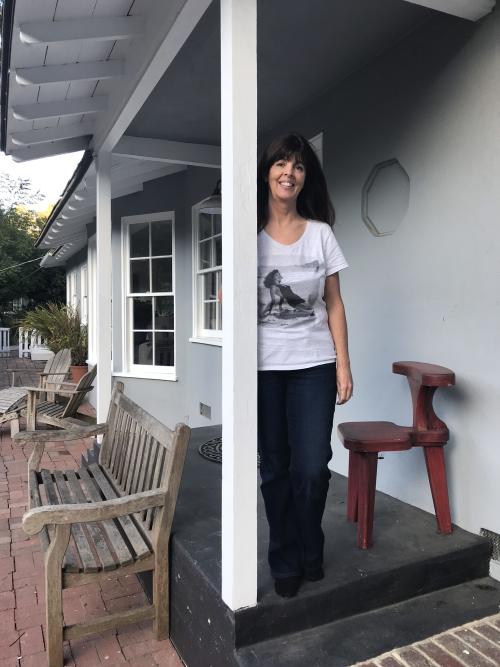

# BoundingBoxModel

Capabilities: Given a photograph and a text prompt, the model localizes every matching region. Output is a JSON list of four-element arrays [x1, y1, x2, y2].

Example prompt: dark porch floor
[[166, 426, 500, 666]]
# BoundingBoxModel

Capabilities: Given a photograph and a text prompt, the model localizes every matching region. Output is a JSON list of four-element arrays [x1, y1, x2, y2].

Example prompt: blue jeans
[[258, 363, 337, 579]]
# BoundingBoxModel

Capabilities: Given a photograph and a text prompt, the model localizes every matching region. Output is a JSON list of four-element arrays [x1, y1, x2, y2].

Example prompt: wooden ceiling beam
[[15, 60, 124, 86], [19, 16, 143, 45]]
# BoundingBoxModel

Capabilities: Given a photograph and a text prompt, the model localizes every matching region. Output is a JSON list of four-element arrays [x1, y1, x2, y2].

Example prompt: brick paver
[[0, 390, 184, 667], [352, 613, 500, 666]]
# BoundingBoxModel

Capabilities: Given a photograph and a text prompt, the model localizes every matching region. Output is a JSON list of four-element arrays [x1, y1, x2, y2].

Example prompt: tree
[[0, 173, 66, 319]]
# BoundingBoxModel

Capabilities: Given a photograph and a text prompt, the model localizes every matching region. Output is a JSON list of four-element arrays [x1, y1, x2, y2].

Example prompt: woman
[[257, 132, 353, 598]]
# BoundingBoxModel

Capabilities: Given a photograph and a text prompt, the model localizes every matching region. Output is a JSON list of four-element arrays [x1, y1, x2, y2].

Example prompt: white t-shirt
[[257, 220, 348, 370]]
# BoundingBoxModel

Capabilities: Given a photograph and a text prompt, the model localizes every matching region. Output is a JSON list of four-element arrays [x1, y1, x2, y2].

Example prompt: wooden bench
[[338, 361, 455, 549], [16, 382, 190, 667]]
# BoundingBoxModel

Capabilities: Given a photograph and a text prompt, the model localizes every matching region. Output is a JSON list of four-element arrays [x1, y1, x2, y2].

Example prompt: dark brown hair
[[257, 132, 335, 231]]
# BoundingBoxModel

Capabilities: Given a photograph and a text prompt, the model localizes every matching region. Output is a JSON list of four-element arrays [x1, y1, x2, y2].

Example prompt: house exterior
[[1, 0, 499, 616]]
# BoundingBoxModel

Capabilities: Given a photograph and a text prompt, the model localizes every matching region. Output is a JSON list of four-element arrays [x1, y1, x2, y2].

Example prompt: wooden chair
[[17, 382, 190, 667], [0, 349, 72, 435], [22, 365, 97, 431], [8, 347, 71, 392], [338, 361, 455, 549]]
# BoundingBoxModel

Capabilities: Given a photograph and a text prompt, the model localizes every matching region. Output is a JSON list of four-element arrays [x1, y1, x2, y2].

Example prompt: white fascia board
[[15, 60, 124, 86], [12, 96, 107, 121], [114, 136, 220, 168], [10, 137, 90, 162], [93, 0, 212, 153], [401, 0, 495, 20], [19, 16, 144, 45], [11, 122, 94, 146]]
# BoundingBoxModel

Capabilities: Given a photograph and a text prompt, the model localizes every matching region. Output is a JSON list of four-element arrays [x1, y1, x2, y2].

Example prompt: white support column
[[95, 151, 113, 422], [220, 0, 258, 611]]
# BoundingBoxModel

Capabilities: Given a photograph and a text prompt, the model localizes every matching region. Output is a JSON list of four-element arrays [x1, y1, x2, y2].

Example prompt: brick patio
[[353, 613, 500, 666], [0, 411, 184, 666], [1, 356, 500, 666]]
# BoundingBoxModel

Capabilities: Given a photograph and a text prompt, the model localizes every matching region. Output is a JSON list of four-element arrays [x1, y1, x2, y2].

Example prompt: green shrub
[[19, 303, 88, 365]]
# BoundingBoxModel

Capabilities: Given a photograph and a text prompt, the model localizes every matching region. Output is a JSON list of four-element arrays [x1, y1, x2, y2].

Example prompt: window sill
[[189, 337, 222, 347], [112, 371, 178, 382]]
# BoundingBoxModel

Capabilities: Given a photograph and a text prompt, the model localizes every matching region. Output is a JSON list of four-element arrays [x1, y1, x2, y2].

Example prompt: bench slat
[[130, 427, 147, 495], [141, 440, 160, 525], [40, 470, 80, 572], [146, 444, 166, 530], [65, 471, 117, 572], [52, 471, 100, 574], [77, 467, 136, 568], [88, 463, 151, 559]]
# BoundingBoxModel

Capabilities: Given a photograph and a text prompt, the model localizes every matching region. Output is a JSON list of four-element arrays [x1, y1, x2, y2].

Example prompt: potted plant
[[20, 303, 88, 382]]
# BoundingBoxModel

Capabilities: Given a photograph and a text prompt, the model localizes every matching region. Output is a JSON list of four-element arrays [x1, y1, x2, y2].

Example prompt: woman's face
[[267, 156, 305, 205]]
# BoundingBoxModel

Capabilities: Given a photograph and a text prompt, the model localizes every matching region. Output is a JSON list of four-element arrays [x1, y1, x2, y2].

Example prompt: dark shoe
[[274, 576, 302, 598], [304, 567, 324, 582]]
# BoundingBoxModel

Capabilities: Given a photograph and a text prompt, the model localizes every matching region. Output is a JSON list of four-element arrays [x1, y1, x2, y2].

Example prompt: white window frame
[[87, 237, 97, 365], [80, 264, 88, 326], [66, 268, 78, 311], [120, 211, 177, 381], [190, 198, 222, 346]]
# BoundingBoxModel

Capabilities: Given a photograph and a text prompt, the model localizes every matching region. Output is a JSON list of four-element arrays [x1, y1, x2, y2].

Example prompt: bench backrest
[[45, 348, 72, 390], [99, 382, 190, 544], [60, 364, 97, 418]]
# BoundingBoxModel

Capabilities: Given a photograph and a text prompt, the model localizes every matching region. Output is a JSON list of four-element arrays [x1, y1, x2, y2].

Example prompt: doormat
[[198, 437, 260, 466]]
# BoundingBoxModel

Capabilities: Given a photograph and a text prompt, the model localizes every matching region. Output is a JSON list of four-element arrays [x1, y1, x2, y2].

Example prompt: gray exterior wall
[[110, 167, 222, 429], [267, 11, 500, 536]]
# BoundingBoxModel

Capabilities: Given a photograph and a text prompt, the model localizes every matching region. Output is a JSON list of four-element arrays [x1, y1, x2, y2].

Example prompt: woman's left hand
[[336, 363, 353, 405]]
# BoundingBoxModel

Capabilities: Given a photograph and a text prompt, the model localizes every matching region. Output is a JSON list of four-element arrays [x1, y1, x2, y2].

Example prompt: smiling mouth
[[278, 181, 295, 188]]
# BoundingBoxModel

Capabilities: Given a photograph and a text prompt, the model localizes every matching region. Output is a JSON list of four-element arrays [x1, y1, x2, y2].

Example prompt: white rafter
[[93, 0, 212, 152], [19, 16, 144, 45], [401, 0, 495, 20], [15, 60, 124, 86], [12, 96, 107, 121], [10, 137, 90, 162], [114, 136, 220, 168], [11, 122, 95, 146]]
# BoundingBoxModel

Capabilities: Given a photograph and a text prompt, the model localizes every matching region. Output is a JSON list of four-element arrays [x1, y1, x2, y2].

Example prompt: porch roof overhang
[[0, 0, 496, 269]]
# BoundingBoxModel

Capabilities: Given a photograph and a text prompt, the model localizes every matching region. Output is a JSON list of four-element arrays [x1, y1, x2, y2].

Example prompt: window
[[191, 199, 222, 344], [122, 212, 176, 377], [67, 269, 78, 311]]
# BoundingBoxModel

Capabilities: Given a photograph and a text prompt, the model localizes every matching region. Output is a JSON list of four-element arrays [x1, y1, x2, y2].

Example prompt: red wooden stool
[[337, 361, 455, 549]]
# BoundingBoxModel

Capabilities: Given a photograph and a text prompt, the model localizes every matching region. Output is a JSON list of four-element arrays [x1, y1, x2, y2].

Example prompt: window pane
[[133, 297, 152, 329], [151, 221, 172, 256], [213, 214, 221, 235], [155, 332, 174, 366], [215, 236, 222, 267], [155, 296, 174, 330], [199, 213, 212, 240], [199, 240, 211, 270], [130, 223, 149, 257], [134, 332, 152, 365], [204, 272, 217, 300], [131, 259, 150, 292], [204, 302, 217, 330], [152, 258, 172, 292]]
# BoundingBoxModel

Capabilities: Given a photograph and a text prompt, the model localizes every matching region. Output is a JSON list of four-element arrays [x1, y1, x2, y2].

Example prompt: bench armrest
[[23, 489, 166, 535], [23, 386, 90, 397], [13, 423, 108, 443]]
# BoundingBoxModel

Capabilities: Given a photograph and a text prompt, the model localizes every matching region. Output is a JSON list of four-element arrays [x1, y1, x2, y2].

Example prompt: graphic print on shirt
[[258, 260, 323, 326]]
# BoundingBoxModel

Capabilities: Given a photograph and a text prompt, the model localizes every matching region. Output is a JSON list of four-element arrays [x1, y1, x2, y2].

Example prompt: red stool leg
[[424, 446, 452, 534], [347, 451, 359, 522], [357, 452, 378, 549]]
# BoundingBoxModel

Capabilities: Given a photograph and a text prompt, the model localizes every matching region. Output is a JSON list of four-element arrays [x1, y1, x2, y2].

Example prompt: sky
[[0, 150, 84, 211]]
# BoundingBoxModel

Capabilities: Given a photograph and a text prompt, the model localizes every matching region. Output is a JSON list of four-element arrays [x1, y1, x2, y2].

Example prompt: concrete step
[[235, 576, 500, 667]]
